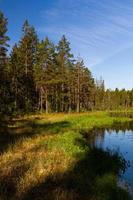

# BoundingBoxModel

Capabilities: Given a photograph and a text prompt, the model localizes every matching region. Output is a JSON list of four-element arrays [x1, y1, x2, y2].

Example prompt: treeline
[[0, 11, 133, 115]]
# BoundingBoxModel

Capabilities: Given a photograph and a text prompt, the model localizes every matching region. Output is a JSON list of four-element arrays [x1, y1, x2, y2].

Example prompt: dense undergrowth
[[0, 111, 132, 200]]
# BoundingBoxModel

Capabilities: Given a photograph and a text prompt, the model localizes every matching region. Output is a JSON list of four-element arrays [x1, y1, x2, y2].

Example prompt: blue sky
[[1, 0, 133, 89]]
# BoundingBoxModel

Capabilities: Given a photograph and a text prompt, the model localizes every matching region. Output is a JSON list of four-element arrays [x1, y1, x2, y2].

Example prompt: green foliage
[[0, 112, 132, 199], [0, 11, 12, 115], [0, 10, 133, 114]]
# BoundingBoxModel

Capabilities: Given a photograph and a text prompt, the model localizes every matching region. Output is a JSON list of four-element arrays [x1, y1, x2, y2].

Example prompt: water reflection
[[85, 121, 133, 195]]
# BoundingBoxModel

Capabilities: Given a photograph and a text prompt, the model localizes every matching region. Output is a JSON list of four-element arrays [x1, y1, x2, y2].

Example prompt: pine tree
[[73, 59, 95, 112], [0, 11, 10, 114], [9, 44, 24, 112], [34, 37, 56, 113], [56, 35, 73, 112], [1, 11, 133, 114], [18, 20, 38, 112]]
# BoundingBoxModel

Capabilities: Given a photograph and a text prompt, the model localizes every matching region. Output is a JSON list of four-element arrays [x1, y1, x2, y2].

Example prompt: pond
[[88, 121, 133, 195]]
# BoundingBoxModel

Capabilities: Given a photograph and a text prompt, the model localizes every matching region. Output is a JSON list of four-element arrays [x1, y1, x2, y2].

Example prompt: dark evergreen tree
[[0, 11, 11, 114], [1, 11, 133, 114], [34, 37, 56, 113], [56, 35, 74, 112], [18, 20, 38, 112]]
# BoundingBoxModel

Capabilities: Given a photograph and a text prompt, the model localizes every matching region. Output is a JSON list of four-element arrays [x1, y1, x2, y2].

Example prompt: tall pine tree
[[0, 11, 10, 114]]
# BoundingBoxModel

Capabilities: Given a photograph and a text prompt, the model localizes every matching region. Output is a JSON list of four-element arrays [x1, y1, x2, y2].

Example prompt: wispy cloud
[[38, 0, 133, 67]]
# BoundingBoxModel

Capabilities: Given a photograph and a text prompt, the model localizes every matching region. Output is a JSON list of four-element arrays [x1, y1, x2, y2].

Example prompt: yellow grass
[[0, 111, 132, 200]]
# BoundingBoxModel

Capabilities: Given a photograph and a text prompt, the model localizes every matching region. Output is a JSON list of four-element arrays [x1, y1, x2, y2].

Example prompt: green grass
[[0, 111, 132, 200]]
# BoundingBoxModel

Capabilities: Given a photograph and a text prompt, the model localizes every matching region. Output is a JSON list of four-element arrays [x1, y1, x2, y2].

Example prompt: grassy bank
[[0, 112, 132, 200]]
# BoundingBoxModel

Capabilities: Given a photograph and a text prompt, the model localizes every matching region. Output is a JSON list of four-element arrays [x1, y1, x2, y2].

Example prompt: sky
[[1, 0, 133, 89]]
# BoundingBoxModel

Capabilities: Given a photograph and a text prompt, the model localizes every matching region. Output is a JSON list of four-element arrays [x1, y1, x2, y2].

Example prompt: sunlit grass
[[0, 112, 132, 199]]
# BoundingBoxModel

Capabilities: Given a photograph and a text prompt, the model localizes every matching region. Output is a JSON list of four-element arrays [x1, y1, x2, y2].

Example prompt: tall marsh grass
[[0, 112, 132, 199]]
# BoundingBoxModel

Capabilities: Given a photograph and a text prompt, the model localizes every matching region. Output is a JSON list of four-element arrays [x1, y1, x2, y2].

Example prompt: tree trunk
[[45, 88, 49, 114], [68, 86, 71, 113], [40, 87, 43, 113], [77, 64, 80, 113], [61, 83, 64, 112]]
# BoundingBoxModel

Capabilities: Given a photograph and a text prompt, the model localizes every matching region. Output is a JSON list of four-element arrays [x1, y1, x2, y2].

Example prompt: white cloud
[[38, 0, 133, 68]]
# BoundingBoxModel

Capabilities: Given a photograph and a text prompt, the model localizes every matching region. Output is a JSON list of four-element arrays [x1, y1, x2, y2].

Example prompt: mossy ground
[[0, 112, 132, 200]]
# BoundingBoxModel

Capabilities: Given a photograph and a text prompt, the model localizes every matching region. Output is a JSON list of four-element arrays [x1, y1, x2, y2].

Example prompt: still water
[[89, 122, 133, 194]]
